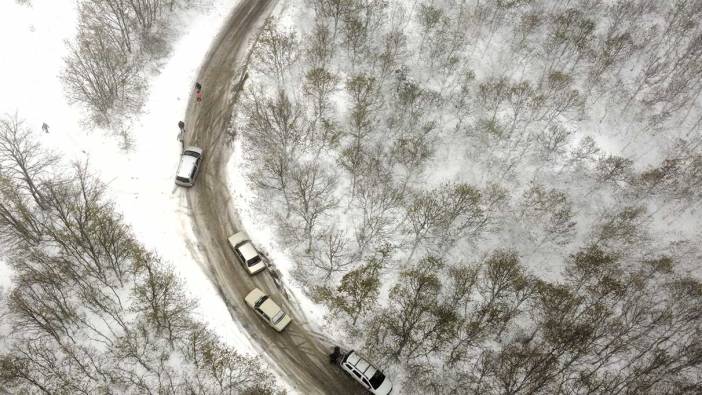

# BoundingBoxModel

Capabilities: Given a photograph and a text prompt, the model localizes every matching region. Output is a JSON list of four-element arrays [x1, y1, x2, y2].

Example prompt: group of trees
[[61, 0, 201, 130], [317, 244, 702, 393], [239, 12, 500, 286], [234, 0, 702, 392], [0, 114, 279, 393]]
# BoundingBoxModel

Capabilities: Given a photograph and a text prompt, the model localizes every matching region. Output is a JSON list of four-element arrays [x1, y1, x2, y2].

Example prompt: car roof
[[346, 351, 377, 379], [259, 298, 282, 318], [245, 288, 266, 306], [177, 154, 198, 178], [238, 242, 259, 261], [184, 146, 203, 155], [228, 232, 249, 247]]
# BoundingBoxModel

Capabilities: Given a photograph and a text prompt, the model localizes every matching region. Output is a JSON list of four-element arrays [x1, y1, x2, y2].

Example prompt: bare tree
[[132, 258, 195, 346], [593, 154, 634, 187], [310, 0, 358, 40], [541, 8, 596, 77], [288, 161, 338, 248], [253, 18, 300, 85], [353, 154, 403, 253], [338, 73, 381, 197], [534, 123, 573, 161], [303, 66, 339, 122], [305, 20, 335, 67], [0, 115, 57, 210], [308, 225, 353, 280], [315, 256, 382, 326], [447, 250, 534, 366], [594, 205, 649, 251], [242, 87, 311, 213], [62, 24, 145, 126], [404, 183, 484, 259], [416, 2, 470, 75], [366, 256, 457, 363], [341, 15, 368, 66], [375, 29, 408, 83], [520, 183, 577, 246], [79, 0, 134, 56], [569, 135, 600, 164], [633, 139, 702, 204]]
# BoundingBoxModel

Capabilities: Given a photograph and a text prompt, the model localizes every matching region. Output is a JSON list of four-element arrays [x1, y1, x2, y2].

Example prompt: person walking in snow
[[41, 122, 49, 133], [195, 82, 202, 92], [177, 121, 185, 146]]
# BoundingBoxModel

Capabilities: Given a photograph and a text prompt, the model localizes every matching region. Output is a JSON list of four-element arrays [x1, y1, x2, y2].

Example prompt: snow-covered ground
[[0, 0, 257, 354]]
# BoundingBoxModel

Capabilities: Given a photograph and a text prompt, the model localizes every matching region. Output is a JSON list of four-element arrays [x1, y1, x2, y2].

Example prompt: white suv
[[175, 146, 203, 187], [227, 231, 266, 274], [340, 351, 393, 394]]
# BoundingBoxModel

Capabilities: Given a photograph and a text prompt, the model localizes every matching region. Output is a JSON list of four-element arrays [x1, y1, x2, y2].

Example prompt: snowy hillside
[[231, 0, 702, 393]]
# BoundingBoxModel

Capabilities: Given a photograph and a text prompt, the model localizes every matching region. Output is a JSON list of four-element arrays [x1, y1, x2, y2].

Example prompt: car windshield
[[254, 295, 268, 308], [369, 370, 386, 389], [272, 311, 286, 325], [247, 255, 262, 267]]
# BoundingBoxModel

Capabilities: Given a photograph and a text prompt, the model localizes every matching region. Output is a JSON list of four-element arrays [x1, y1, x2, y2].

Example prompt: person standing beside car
[[177, 121, 185, 147]]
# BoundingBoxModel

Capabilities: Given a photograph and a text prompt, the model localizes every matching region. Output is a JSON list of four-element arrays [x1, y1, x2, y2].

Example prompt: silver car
[[175, 146, 203, 187]]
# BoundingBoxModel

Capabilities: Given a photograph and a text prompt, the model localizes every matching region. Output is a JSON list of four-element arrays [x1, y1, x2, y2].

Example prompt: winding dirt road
[[183, 1, 361, 393]]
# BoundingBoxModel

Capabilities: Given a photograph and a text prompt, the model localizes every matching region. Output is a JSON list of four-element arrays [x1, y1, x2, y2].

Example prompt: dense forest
[[234, 0, 702, 393]]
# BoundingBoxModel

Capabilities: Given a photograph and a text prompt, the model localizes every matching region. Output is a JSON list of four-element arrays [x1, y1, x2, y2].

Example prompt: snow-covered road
[[181, 1, 361, 393]]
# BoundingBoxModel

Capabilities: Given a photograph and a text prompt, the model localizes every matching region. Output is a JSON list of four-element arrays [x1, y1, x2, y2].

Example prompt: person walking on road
[[195, 82, 203, 102], [41, 122, 49, 133], [329, 346, 341, 364]]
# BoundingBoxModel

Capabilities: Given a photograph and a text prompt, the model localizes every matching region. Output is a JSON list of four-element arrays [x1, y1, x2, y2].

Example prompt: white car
[[244, 288, 292, 332], [340, 351, 393, 395], [175, 146, 203, 187], [227, 232, 266, 274]]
